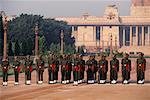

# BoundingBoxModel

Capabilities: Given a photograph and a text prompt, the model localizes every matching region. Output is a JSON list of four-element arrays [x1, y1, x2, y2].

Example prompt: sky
[[0, 0, 131, 18]]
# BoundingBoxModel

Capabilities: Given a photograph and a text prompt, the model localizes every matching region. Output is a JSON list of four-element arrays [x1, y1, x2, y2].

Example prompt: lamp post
[[60, 30, 64, 55], [3, 16, 8, 61]]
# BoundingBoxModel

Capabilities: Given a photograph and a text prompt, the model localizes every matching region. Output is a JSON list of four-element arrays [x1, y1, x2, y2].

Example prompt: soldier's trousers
[[87, 70, 94, 80], [73, 71, 78, 81], [110, 70, 118, 81], [14, 71, 19, 82], [38, 70, 43, 81], [81, 71, 84, 80], [66, 71, 71, 80], [122, 70, 130, 80], [94, 72, 97, 80], [137, 69, 145, 81], [61, 70, 67, 81], [98, 71, 107, 80], [54, 71, 58, 80], [49, 70, 54, 81], [3, 72, 8, 82], [25, 70, 31, 80]]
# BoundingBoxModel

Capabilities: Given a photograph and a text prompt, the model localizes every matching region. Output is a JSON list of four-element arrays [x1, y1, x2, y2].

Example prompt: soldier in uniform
[[86, 56, 95, 84], [53, 55, 59, 83], [66, 55, 72, 83], [36, 55, 45, 84], [24, 55, 33, 85], [2, 56, 9, 86], [98, 55, 108, 84], [92, 55, 98, 82], [121, 53, 131, 84], [60, 55, 68, 84], [78, 55, 85, 83], [72, 54, 80, 85], [136, 53, 146, 84], [110, 54, 119, 84], [13, 56, 21, 85]]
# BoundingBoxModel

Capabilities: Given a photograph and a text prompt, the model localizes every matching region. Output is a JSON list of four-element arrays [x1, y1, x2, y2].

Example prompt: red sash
[[65, 65, 69, 71], [138, 64, 145, 71], [100, 65, 106, 72], [15, 66, 21, 72], [51, 64, 56, 71], [124, 64, 129, 71], [26, 66, 32, 72], [3, 66, 8, 72], [74, 66, 79, 71]]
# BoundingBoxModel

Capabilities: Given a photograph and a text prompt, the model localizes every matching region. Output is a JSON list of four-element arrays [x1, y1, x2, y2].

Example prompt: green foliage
[[39, 36, 46, 55], [8, 41, 14, 56], [7, 14, 75, 55], [14, 40, 20, 56], [49, 43, 60, 54], [77, 45, 85, 54]]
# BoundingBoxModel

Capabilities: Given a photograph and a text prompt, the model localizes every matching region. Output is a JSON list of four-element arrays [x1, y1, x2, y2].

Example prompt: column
[[123, 26, 126, 46], [35, 24, 39, 58], [100, 26, 104, 52], [141, 26, 145, 46], [136, 26, 138, 46], [60, 30, 64, 55], [130, 26, 133, 46], [3, 17, 7, 60]]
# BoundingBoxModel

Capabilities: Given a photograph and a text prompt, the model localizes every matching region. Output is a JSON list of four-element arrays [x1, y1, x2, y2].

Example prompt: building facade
[[56, 0, 150, 55]]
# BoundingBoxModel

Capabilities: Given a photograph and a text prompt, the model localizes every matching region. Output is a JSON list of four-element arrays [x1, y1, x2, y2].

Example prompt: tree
[[8, 41, 14, 56], [26, 37, 33, 55], [14, 40, 20, 56], [21, 40, 27, 56], [39, 36, 46, 55], [0, 15, 4, 56]]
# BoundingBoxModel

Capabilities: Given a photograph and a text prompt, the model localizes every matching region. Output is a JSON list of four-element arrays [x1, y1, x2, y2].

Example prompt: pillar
[[100, 26, 104, 52], [148, 26, 150, 46], [35, 23, 39, 58], [110, 34, 113, 58], [123, 26, 126, 46], [60, 30, 64, 55], [3, 17, 7, 60], [130, 26, 133, 46], [141, 26, 145, 46], [136, 26, 138, 46]]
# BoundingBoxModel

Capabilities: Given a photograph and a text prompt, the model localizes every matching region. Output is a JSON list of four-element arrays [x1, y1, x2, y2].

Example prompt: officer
[[78, 55, 85, 83], [2, 56, 9, 86], [53, 55, 59, 83], [13, 56, 21, 85], [66, 55, 72, 84], [86, 56, 95, 84], [121, 53, 131, 84], [98, 55, 108, 84], [91, 55, 98, 83], [24, 55, 33, 85], [110, 54, 119, 84], [36, 55, 45, 84], [136, 52, 146, 84]]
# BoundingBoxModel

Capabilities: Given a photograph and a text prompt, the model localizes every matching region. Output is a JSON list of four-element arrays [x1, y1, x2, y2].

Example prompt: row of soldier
[[1, 52, 146, 86]]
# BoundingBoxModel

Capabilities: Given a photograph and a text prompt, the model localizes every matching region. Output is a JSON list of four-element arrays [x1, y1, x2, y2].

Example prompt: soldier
[[91, 55, 98, 82], [13, 56, 21, 85], [136, 53, 146, 84], [121, 53, 131, 84], [78, 55, 85, 83], [98, 55, 108, 84], [1, 56, 9, 86], [72, 54, 80, 85], [24, 55, 33, 85], [36, 55, 45, 84], [60, 55, 68, 84], [86, 56, 95, 84], [53, 55, 59, 83], [66, 55, 72, 83], [110, 54, 119, 84]]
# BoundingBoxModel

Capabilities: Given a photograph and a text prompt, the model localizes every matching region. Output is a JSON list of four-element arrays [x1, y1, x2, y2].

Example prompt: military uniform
[[13, 57, 21, 85], [53, 56, 59, 83], [121, 54, 131, 84], [66, 55, 72, 83], [24, 57, 33, 85], [98, 56, 108, 84], [86, 56, 95, 84], [78, 56, 85, 83], [60, 55, 68, 84], [136, 53, 146, 84], [72, 55, 80, 85], [36, 56, 45, 84], [110, 56, 119, 84], [92, 56, 98, 82], [2, 59, 9, 86]]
